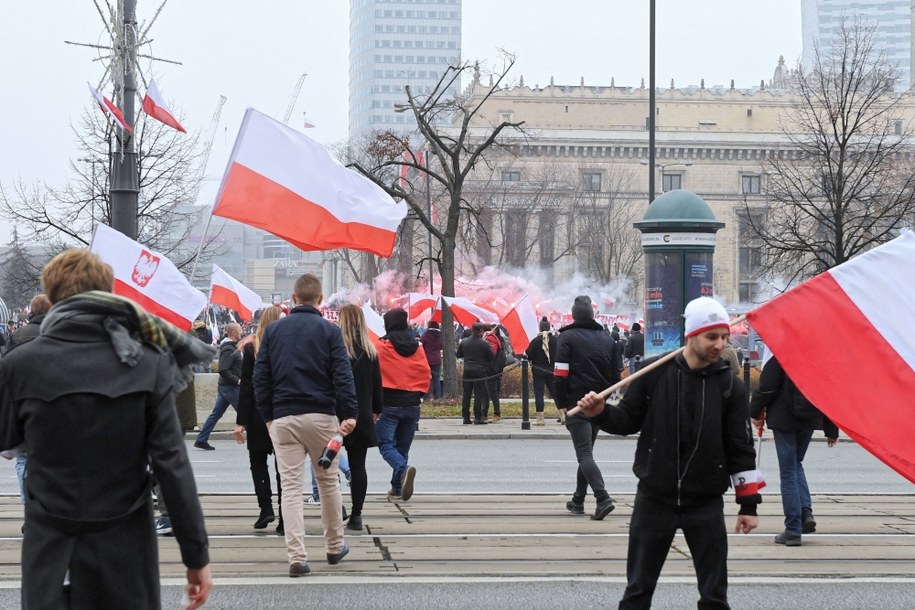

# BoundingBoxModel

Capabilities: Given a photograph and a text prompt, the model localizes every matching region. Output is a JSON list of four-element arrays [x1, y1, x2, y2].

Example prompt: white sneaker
[[306, 496, 320, 506]]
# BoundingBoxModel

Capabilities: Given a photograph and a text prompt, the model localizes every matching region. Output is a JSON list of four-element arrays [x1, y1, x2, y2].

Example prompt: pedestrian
[[195, 322, 243, 450], [456, 322, 492, 425], [554, 296, 618, 521], [337, 304, 384, 531], [374, 307, 430, 501], [750, 356, 838, 546], [420, 320, 444, 399], [483, 324, 507, 423], [234, 305, 284, 534], [624, 321, 645, 375], [0, 248, 212, 609], [253, 273, 358, 577], [525, 317, 556, 426], [577, 296, 761, 609]]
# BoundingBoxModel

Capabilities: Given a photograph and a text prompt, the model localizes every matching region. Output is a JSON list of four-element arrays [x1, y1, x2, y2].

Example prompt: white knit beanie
[[683, 297, 730, 337]]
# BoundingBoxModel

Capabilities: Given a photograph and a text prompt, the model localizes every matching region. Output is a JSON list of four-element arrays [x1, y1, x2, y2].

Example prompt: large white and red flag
[[142, 79, 186, 133], [407, 292, 437, 320], [88, 83, 132, 132], [431, 296, 500, 328], [362, 302, 387, 341], [90, 224, 206, 330], [746, 230, 915, 484], [212, 108, 408, 257], [499, 295, 539, 354], [209, 264, 264, 323]]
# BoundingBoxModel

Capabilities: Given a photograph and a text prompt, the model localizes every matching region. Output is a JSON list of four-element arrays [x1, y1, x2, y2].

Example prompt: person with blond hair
[[337, 304, 383, 531], [0, 249, 212, 609], [235, 305, 284, 533]]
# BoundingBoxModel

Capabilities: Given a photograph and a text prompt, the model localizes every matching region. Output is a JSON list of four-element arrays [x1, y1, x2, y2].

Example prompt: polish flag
[[499, 296, 539, 354], [399, 150, 425, 190], [89, 224, 206, 330], [746, 230, 915, 484], [437, 296, 500, 327], [212, 108, 408, 257], [362, 302, 386, 341], [142, 79, 186, 133], [209, 264, 264, 323], [407, 292, 437, 319], [88, 83, 132, 132]]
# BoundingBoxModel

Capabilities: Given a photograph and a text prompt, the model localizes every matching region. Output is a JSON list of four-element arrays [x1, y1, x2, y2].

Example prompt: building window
[[739, 246, 763, 275], [501, 170, 521, 182], [741, 175, 761, 195], [582, 172, 602, 192], [739, 281, 760, 303], [505, 212, 528, 267], [661, 173, 682, 192], [499, 111, 514, 123]]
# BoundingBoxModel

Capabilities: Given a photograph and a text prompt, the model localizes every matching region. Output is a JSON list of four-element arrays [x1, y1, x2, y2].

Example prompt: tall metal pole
[[110, 0, 140, 239], [425, 149, 434, 292], [648, 0, 656, 205]]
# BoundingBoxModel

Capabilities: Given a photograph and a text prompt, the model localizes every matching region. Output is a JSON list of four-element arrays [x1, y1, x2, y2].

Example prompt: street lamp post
[[641, 160, 693, 194]]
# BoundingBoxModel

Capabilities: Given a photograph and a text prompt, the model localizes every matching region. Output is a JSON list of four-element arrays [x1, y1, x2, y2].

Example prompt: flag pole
[[189, 203, 217, 287], [566, 313, 749, 416]]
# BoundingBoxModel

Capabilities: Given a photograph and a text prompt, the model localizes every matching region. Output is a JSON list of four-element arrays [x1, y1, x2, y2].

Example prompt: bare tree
[[350, 58, 526, 397], [746, 19, 915, 284], [0, 227, 44, 309], [0, 108, 221, 268]]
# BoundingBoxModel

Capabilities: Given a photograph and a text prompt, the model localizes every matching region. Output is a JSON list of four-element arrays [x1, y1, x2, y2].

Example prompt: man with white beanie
[[577, 296, 761, 609]]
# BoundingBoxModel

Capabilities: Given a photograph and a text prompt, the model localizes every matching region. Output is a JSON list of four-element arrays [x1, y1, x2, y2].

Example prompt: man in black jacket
[[578, 297, 760, 609], [254, 273, 358, 576], [457, 322, 492, 425], [555, 296, 618, 521], [624, 322, 645, 374], [525, 317, 556, 426], [194, 322, 243, 450], [3, 294, 50, 354]]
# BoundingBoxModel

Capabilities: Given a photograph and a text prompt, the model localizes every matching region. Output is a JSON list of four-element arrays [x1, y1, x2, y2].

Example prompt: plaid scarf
[[41, 291, 216, 392]]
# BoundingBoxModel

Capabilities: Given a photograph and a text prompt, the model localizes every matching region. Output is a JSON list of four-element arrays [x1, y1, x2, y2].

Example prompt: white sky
[[0, 0, 802, 245]]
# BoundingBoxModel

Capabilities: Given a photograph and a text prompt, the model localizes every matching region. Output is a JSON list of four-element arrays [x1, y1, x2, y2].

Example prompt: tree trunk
[[439, 235, 459, 398]]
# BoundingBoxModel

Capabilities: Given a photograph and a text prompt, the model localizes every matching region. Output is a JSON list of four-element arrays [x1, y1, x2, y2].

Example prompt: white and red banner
[[88, 83, 132, 132], [431, 296, 500, 328], [209, 264, 264, 323], [89, 224, 206, 330], [212, 108, 408, 257], [362, 302, 386, 341], [407, 292, 437, 320], [500, 296, 539, 354], [142, 79, 186, 133], [747, 230, 915, 484]]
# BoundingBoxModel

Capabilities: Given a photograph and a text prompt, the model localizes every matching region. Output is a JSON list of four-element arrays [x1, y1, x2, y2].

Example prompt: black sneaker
[[774, 530, 802, 546], [347, 515, 363, 531], [289, 562, 311, 577], [155, 517, 173, 536], [565, 501, 585, 515], [326, 542, 350, 565], [802, 508, 817, 534], [254, 513, 275, 529], [591, 498, 616, 521], [194, 441, 215, 451]]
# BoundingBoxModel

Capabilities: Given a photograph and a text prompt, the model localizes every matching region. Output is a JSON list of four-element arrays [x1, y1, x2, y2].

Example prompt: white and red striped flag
[[432, 296, 500, 328], [407, 292, 437, 320], [362, 302, 386, 341], [88, 83, 132, 132], [89, 224, 205, 330], [212, 108, 408, 257], [142, 79, 186, 133], [499, 296, 539, 354], [209, 264, 263, 323], [746, 230, 915, 484]]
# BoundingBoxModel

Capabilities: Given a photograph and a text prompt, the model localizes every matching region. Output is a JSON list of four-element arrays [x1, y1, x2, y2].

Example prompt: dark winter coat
[[3, 312, 45, 353], [525, 331, 557, 379], [254, 304, 358, 423], [420, 328, 443, 366], [0, 312, 209, 609], [749, 356, 839, 437], [457, 334, 493, 380], [623, 329, 645, 361], [217, 338, 243, 386], [237, 342, 273, 453], [554, 319, 619, 409], [337, 339, 383, 449], [593, 353, 760, 511]]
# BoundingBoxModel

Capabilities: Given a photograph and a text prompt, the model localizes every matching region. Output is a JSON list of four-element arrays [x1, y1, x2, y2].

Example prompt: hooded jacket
[[554, 318, 619, 409], [376, 328, 430, 406], [593, 353, 760, 512], [420, 327, 443, 366]]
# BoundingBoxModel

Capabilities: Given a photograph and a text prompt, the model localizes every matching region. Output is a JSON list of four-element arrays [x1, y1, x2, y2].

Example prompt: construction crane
[[281, 73, 308, 125], [193, 94, 228, 204]]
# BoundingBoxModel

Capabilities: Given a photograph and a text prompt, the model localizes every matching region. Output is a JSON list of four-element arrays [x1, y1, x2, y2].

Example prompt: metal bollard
[[520, 356, 531, 430]]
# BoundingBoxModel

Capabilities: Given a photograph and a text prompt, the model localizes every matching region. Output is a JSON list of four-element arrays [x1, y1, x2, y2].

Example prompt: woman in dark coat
[[234, 305, 284, 533], [337, 304, 383, 531]]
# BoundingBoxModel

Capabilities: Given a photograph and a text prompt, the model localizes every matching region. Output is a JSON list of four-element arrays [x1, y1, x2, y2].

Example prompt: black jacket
[[217, 338, 243, 386], [457, 334, 493, 380], [253, 305, 358, 423], [749, 356, 839, 437], [554, 319, 619, 409], [593, 353, 760, 511], [525, 331, 557, 378], [624, 330, 645, 360], [338, 340, 383, 449], [3, 312, 45, 353], [237, 342, 273, 453]]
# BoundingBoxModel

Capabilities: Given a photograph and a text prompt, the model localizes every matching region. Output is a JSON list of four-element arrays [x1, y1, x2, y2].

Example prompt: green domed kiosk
[[633, 190, 724, 356]]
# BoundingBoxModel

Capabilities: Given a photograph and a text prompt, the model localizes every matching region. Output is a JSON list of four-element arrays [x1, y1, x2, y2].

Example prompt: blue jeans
[[532, 373, 555, 413], [429, 364, 442, 399], [15, 455, 27, 504], [376, 405, 420, 493], [196, 384, 240, 443], [774, 427, 814, 536], [309, 451, 351, 500]]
